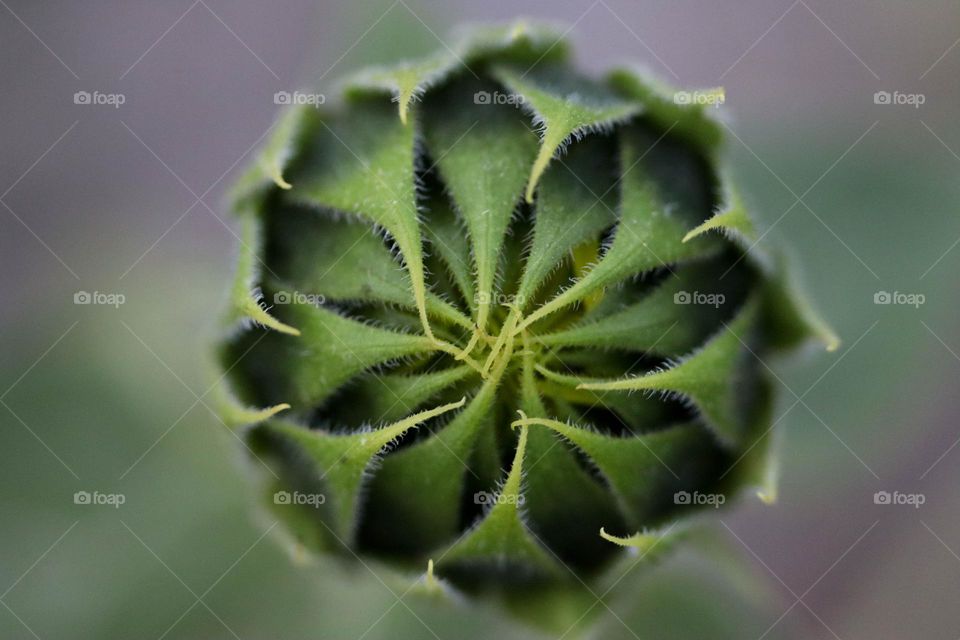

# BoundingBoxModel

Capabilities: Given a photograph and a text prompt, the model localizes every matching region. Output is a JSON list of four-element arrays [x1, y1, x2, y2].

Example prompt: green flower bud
[[215, 20, 834, 624]]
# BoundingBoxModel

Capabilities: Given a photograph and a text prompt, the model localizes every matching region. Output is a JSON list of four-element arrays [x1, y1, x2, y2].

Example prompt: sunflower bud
[[216, 20, 833, 618]]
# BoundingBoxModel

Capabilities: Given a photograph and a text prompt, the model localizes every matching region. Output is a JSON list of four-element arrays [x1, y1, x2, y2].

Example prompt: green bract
[[216, 20, 834, 626]]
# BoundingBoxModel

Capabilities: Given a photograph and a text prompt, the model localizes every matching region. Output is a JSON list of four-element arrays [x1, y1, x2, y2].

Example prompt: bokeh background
[[1, 1, 958, 638]]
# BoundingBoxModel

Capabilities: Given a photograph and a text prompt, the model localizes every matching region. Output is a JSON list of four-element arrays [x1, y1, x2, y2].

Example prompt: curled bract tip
[[271, 172, 292, 190], [599, 526, 673, 552], [219, 397, 292, 430], [264, 402, 292, 417], [510, 410, 529, 430], [599, 527, 641, 547]]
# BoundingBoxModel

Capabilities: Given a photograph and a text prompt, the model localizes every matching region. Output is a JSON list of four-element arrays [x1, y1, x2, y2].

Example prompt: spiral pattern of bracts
[[216, 21, 832, 602]]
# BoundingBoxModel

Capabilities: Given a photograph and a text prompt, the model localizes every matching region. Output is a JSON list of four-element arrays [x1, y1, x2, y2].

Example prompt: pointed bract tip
[[271, 172, 292, 190]]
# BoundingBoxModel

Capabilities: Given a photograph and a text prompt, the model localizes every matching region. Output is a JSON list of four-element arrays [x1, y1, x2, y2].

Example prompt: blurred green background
[[2, 1, 958, 638]]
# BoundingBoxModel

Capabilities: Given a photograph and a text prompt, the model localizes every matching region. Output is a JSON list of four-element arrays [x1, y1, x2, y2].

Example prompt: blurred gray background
[[1, 1, 958, 638]]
